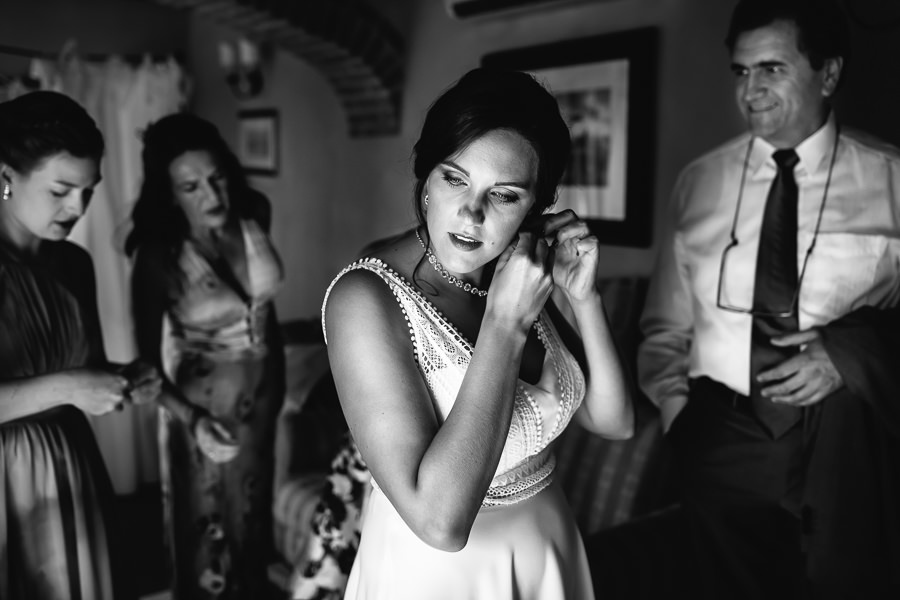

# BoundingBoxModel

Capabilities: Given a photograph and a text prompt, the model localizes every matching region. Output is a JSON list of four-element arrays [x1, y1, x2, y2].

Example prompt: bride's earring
[[1, 184, 9, 201]]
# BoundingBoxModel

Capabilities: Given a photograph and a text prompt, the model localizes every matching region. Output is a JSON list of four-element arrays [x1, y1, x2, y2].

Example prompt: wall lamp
[[218, 38, 264, 99]]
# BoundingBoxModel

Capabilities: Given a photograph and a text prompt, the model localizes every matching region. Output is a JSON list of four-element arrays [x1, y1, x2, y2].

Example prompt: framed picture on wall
[[482, 28, 658, 247], [237, 108, 279, 176], [446, 0, 604, 20]]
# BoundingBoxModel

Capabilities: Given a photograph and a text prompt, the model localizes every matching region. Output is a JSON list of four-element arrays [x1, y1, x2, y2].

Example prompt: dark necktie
[[749, 149, 802, 439]]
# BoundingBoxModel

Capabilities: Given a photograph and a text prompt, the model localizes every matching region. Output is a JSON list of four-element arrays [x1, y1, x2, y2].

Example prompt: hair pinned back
[[411, 68, 571, 226], [0, 91, 104, 175]]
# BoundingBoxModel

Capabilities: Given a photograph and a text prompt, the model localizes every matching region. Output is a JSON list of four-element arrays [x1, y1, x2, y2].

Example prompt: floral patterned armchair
[[269, 332, 369, 599]]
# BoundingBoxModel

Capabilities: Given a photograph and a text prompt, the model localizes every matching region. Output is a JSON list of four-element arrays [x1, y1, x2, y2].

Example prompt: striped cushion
[[553, 276, 671, 535], [555, 416, 663, 535]]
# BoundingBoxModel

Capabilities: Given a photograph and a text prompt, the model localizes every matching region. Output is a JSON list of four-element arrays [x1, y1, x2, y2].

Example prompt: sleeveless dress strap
[[322, 258, 585, 508]]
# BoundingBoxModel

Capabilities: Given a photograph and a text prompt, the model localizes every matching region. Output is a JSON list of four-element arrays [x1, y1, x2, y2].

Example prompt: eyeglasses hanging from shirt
[[716, 131, 838, 318]]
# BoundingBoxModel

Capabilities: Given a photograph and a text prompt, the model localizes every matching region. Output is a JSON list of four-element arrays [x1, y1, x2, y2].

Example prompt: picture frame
[[237, 108, 279, 176], [447, 0, 598, 20], [482, 28, 658, 247]]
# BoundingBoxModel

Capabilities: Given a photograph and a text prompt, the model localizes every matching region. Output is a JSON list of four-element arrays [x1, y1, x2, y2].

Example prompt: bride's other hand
[[542, 210, 601, 304]]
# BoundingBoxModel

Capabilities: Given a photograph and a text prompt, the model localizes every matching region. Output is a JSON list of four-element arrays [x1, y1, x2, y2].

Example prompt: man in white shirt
[[638, 0, 900, 597]]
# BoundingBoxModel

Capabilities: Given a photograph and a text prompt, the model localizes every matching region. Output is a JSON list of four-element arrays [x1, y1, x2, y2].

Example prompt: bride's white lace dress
[[323, 258, 596, 600]]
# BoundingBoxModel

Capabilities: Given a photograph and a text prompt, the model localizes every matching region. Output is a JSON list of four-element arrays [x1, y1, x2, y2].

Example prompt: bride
[[322, 67, 633, 600]]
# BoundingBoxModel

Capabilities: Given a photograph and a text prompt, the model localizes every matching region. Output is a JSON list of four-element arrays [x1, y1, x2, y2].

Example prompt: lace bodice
[[322, 258, 586, 506]]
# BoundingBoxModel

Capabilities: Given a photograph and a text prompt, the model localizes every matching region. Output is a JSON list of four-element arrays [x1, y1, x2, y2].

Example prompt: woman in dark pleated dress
[[0, 91, 159, 600]]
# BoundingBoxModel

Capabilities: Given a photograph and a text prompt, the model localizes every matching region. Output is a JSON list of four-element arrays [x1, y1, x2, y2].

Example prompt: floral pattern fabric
[[158, 218, 285, 599], [290, 435, 370, 600]]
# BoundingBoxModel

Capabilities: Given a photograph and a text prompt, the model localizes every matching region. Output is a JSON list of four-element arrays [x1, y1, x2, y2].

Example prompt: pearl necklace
[[416, 230, 488, 297]]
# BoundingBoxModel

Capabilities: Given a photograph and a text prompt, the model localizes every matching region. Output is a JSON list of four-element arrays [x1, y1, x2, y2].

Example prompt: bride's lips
[[448, 232, 482, 251], [54, 219, 78, 232]]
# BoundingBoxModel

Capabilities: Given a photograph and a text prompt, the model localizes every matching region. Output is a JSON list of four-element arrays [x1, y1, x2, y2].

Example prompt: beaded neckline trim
[[321, 257, 586, 507]]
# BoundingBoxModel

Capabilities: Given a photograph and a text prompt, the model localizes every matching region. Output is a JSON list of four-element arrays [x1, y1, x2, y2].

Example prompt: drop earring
[[1, 185, 9, 201], [424, 193, 429, 208]]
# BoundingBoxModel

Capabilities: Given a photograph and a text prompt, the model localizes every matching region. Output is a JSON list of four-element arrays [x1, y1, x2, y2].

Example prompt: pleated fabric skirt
[[0, 407, 122, 600], [344, 479, 595, 600]]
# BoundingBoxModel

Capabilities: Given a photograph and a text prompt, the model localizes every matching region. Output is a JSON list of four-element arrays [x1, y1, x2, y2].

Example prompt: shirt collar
[[747, 112, 838, 179]]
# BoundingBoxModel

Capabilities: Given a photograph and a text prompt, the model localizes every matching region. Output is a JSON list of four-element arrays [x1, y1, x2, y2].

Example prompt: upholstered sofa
[[268, 277, 680, 598]]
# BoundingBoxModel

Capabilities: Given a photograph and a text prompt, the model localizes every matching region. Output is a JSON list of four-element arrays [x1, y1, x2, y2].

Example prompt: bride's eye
[[492, 189, 519, 204], [442, 174, 465, 187]]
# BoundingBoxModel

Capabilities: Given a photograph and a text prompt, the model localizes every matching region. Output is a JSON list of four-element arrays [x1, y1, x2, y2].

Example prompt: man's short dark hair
[[725, 0, 850, 73]]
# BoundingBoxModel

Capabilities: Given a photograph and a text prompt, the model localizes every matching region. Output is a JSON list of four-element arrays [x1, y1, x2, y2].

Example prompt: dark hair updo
[[411, 68, 571, 225], [0, 90, 104, 175]]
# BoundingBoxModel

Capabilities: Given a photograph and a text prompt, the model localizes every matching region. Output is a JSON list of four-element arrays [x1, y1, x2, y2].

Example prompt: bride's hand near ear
[[488, 231, 554, 333], [543, 210, 601, 304]]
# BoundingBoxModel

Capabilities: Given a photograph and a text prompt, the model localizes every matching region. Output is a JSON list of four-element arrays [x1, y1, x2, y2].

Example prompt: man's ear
[[821, 57, 843, 97]]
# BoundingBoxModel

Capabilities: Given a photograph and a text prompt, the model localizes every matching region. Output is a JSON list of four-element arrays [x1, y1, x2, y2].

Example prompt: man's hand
[[757, 329, 844, 406]]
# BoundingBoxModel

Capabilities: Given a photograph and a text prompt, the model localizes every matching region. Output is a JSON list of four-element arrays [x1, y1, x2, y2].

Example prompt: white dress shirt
[[638, 115, 900, 407]]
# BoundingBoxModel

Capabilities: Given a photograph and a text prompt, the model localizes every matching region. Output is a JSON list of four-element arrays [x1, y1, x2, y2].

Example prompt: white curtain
[[27, 50, 189, 494]]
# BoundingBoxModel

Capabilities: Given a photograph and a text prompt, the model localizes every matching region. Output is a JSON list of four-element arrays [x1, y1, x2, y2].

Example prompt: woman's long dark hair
[[124, 112, 261, 258]]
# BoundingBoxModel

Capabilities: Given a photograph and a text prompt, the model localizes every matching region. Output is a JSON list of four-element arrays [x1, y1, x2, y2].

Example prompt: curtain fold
[[22, 51, 189, 494]]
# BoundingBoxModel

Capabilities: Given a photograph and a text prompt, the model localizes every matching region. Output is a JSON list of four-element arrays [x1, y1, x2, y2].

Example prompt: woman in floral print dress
[[127, 113, 285, 599]]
